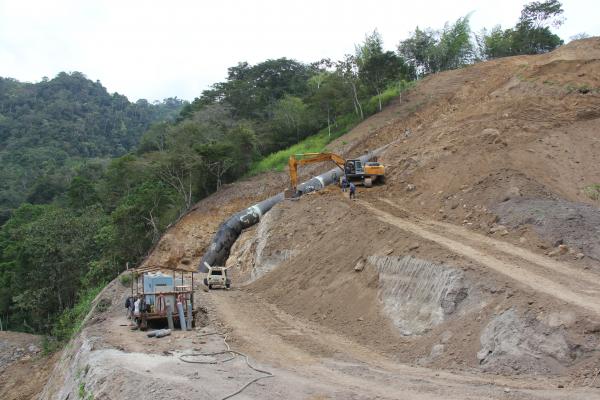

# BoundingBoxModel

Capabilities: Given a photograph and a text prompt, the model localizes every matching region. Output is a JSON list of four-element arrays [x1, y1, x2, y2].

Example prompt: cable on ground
[[178, 332, 274, 400]]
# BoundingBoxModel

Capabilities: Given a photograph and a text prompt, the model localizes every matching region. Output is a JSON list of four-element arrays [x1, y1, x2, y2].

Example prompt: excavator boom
[[288, 153, 345, 189]]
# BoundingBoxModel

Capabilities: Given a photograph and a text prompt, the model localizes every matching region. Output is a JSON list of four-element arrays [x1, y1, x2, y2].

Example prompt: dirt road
[[361, 199, 600, 315], [207, 287, 598, 400]]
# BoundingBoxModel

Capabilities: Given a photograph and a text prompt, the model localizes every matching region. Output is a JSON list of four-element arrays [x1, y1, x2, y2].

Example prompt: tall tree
[[1, 205, 105, 332], [336, 55, 364, 120], [356, 31, 409, 111], [478, 0, 564, 59], [272, 95, 309, 144], [399, 16, 474, 75], [436, 16, 474, 71], [397, 27, 437, 76], [307, 71, 350, 137]]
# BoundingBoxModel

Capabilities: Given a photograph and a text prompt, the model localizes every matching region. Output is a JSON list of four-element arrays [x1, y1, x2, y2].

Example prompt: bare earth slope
[[40, 38, 600, 399], [0, 332, 58, 400]]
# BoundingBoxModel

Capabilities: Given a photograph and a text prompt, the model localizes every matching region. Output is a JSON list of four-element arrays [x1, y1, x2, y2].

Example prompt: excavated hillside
[[38, 38, 600, 400]]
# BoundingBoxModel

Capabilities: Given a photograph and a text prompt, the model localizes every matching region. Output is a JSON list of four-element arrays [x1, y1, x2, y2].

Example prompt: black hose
[[178, 333, 273, 400]]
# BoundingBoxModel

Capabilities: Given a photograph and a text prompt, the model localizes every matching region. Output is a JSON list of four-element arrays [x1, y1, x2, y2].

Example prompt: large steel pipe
[[198, 147, 386, 272]]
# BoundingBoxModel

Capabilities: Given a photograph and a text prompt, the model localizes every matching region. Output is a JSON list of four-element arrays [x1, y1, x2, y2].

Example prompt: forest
[[0, 1, 568, 341], [0, 72, 183, 218]]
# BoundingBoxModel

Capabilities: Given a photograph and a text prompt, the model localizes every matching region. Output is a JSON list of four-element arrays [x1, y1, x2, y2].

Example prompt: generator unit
[[143, 272, 174, 305]]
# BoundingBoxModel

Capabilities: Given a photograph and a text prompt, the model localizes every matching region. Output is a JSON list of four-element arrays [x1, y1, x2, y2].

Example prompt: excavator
[[287, 152, 385, 196]]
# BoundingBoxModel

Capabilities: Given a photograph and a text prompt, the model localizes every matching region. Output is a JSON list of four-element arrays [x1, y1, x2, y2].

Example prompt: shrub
[[51, 286, 104, 342], [119, 272, 133, 287], [584, 184, 600, 201]]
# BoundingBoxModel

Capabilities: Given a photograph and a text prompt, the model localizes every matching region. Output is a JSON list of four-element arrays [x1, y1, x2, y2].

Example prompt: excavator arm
[[288, 152, 346, 189]]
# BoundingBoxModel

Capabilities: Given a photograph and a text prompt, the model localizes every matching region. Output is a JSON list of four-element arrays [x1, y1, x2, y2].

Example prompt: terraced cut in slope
[[38, 38, 600, 400]]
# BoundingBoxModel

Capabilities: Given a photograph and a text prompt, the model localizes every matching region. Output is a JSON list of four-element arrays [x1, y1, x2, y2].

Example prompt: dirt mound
[[348, 38, 600, 257], [477, 308, 573, 375], [494, 197, 600, 261], [0, 331, 58, 400], [370, 255, 474, 335], [227, 190, 600, 379]]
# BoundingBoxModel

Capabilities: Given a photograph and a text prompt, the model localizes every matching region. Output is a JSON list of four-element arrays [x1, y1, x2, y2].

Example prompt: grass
[[584, 184, 600, 201], [77, 366, 94, 400], [78, 380, 94, 400], [247, 113, 359, 175], [41, 336, 61, 355], [566, 83, 595, 94], [364, 81, 415, 115], [247, 80, 414, 176]]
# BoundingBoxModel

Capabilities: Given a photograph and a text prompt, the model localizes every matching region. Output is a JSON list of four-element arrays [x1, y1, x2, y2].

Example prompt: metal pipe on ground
[[167, 304, 174, 330], [187, 302, 193, 329], [177, 301, 187, 330], [198, 146, 389, 273]]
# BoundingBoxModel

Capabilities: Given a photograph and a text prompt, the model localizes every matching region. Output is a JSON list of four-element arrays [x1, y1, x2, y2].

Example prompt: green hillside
[[0, 72, 184, 215]]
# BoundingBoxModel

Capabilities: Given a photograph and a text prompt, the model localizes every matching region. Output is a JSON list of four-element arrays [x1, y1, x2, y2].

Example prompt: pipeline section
[[198, 147, 386, 272]]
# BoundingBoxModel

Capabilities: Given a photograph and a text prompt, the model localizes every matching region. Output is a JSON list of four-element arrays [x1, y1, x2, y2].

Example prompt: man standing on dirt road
[[349, 182, 356, 199]]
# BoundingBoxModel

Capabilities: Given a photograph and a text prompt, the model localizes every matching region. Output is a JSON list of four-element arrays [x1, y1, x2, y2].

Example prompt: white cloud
[[0, 0, 597, 101]]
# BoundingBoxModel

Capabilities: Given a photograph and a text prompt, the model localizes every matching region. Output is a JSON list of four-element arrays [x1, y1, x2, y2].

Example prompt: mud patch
[[493, 198, 600, 260]]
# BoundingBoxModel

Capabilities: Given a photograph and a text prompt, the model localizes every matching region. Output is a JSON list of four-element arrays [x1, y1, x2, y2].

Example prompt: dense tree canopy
[[0, 72, 184, 215], [398, 16, 474, 76], [357, 31, 414, 111], [477, 0, 564, 59]]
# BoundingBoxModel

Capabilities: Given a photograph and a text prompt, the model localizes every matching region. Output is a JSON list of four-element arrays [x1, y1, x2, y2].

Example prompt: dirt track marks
[[209, 291, 589, 399], [361, 200, 600, 315]]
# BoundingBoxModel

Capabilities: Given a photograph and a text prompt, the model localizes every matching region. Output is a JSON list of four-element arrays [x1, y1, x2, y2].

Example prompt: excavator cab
[[344, 159, 384, 187], [344, 159, 364, 176]]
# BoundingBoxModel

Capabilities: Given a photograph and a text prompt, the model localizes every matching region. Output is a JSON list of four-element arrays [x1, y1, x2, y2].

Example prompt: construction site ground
[[6, 38, 600, 399]]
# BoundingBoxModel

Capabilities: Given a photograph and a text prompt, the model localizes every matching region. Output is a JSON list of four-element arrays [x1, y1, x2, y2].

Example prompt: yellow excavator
[[287, 152, 385, 196]]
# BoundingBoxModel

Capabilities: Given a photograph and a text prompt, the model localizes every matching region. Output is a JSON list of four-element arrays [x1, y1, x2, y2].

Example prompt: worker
[[128, 296, 142, 330], [349, 182, 356, 199], [134, 296, 141, 318], [125, 296, 135, 319], [341, 176, 348, 192]]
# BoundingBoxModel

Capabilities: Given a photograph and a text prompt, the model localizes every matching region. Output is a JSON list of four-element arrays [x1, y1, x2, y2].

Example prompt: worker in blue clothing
[[349, 182, 356, 199], [341, 175, 348, 192]]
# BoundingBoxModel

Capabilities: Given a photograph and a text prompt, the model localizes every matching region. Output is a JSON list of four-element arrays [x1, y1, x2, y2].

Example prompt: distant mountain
[[0, 72, 185, 214]]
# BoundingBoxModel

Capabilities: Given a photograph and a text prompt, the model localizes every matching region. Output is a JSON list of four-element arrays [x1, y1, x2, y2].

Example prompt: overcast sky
[[0, 0, 597, 102]]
